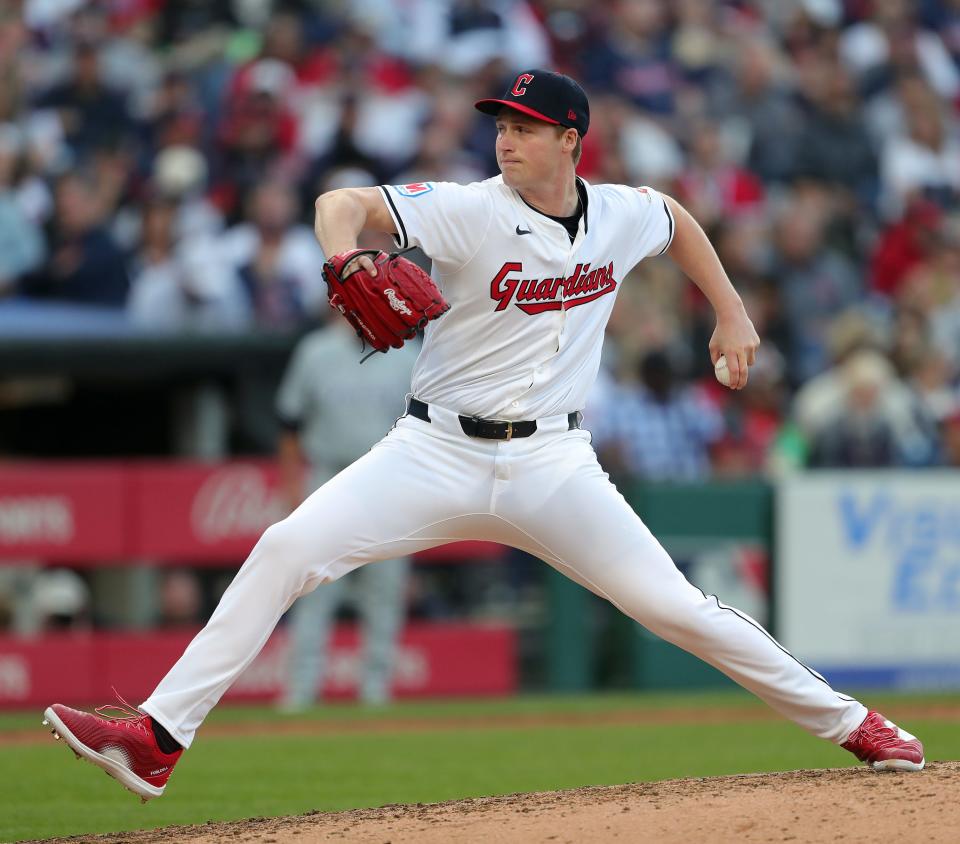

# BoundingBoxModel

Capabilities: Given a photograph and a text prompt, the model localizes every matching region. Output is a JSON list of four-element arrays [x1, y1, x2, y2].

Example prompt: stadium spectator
[[360, 0, 550, 76], [301, 91, 392, 194], [217, 58, 300, 204], [0, 125, 45, 295], [65, 4, 163, 123], [534, 0, 596, 77], [942, 407, 960, 467], [150, 144, 224, 240], [126, 199, 248, 333], [879, 81, 960, 217], [906, 348, 956, 437], [789, 310, 936, 462], [868, 196, 943, 297], [127, 195, 177, 279], [221, 178, 327, 330], [923, 1, 960, 72], [924, 223, 960, 372], [726, 36, 806, 185], [154, 0, 237, 47], [614, 98, 685, 187], [142, 72, 209, 163], [33, 568, 91, 632], [591, 348, 724, 482], [840, 0, 960, 101], [158, 569, 204, 628], [889, 303, 935, 379], [20, 171, 129, 306], [392, 98, 488, 186], [794, 61, 878, 209], [670, 0, 732, 93], [673, 116, 765, 229], [769, 192, 864, 384], [583, 0, 678, 116], [806, 349, 933, 468], [33, 40, 136, 158], [0, 5, 27, 122]]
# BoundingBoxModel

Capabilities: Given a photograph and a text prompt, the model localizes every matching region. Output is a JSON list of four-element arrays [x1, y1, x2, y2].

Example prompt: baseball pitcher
[[44, 70, 923, 800]]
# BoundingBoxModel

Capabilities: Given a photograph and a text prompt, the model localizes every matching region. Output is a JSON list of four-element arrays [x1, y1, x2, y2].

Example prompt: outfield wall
[[0, 624, 516, 707]]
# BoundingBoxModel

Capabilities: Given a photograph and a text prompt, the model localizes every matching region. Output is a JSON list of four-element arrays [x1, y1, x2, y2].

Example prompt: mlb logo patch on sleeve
[[395, 182, 434, 197]]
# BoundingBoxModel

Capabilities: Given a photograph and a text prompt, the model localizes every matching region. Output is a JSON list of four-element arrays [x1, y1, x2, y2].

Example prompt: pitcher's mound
[[33, 761, 959, 843]]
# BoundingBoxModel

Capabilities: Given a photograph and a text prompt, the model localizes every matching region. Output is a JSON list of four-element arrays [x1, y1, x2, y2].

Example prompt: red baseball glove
[[322, 249, 449, 356]]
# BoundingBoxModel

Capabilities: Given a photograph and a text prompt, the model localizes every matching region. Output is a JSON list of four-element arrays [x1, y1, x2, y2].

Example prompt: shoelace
[[852, 717, 903, 750], [93, 689, 151, 734]]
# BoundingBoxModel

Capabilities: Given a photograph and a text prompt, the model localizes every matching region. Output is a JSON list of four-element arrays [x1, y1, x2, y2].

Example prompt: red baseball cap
[[475, 69, 590, 136]]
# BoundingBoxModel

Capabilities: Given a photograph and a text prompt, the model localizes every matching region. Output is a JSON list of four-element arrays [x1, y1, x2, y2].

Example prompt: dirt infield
[[25, 761, 959, 844]]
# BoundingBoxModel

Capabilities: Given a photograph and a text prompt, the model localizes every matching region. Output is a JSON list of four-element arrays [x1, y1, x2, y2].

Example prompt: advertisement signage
[[0, 464, 127, 561], [0, 623, 516, 707], [777, 472, 960, 688]]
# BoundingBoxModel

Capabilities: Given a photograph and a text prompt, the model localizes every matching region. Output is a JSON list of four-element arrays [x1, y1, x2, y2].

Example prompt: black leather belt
[[407, 397, 579, 441]]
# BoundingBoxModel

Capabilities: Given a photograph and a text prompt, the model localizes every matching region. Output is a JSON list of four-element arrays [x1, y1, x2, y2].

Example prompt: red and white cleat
[[42, 698, 182, 801], [841, 710, 925, 772]]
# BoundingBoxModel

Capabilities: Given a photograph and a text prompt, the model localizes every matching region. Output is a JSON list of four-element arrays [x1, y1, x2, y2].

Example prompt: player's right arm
[[314, 187, 396, 276]]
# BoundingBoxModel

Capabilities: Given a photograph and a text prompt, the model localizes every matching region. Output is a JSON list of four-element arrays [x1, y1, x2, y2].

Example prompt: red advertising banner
[[132, 461, 285, 562], [0, 623, 516, 708], [0, 464, 128, 561], [0, 461, 508, 565]]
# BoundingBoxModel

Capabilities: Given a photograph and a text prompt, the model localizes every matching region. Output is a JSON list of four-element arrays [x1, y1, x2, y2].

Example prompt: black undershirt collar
[[520, 177, 589, 243]]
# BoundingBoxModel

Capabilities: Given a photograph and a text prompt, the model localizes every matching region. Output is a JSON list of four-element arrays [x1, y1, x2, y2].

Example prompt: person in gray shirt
[[275, 319, 419, 709]]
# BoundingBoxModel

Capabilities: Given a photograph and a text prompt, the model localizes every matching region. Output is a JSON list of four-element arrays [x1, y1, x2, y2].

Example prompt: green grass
[[0, 689, 756, 733], [6, 688, 956, 733], [2, 691, 958, 842]]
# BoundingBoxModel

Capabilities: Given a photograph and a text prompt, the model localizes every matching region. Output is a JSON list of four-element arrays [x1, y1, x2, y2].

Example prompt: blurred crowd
[[1, 0, 959, 474]]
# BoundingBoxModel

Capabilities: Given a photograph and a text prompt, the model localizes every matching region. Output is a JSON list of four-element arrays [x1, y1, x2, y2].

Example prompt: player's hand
[[341, 253, 378, 278], [709, 304, 759, 390]]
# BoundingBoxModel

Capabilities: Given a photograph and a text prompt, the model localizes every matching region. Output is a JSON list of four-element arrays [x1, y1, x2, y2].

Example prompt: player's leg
[[278, 576, 346, 711], [499, 429, 869, 742], [357, 557, 411, 704], [45, 416, 501, 799]]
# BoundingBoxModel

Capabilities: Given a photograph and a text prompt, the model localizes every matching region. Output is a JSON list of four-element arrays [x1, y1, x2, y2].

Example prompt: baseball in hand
[[714, 355, 732, 387]]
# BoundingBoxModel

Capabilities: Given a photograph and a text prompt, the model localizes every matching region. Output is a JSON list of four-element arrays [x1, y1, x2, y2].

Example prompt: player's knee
[[256, 518, 345, 582], [256, 520, 307, 568]]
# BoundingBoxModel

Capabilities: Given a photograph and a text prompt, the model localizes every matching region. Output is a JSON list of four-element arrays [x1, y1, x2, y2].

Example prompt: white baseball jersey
[[379, 177, 675, 420]]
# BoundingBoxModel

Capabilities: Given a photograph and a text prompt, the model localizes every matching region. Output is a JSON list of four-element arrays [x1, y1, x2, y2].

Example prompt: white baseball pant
[[141, 403, 867, 747]]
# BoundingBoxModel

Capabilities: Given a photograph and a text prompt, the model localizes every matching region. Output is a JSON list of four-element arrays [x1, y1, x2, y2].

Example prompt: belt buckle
[[505, 421, 513, 441]]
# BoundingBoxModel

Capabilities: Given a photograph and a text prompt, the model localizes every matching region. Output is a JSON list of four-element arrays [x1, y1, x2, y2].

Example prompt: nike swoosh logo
[[515, 225, 532, 236]]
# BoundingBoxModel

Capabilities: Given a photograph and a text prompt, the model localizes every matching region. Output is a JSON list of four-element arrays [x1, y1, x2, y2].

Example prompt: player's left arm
[[662, 194, 759, 390]]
